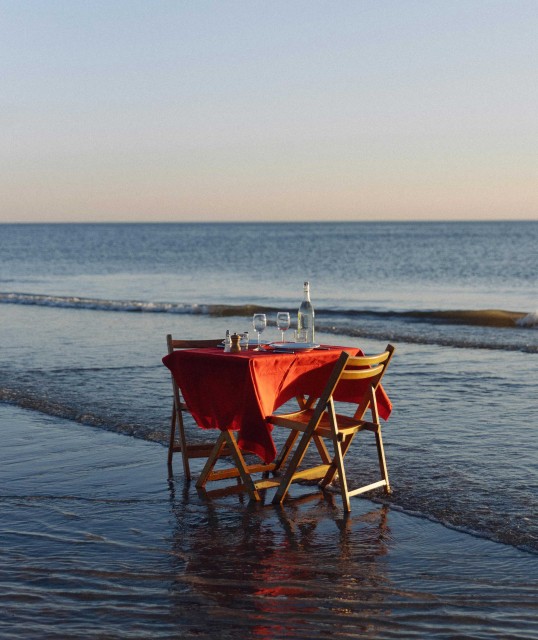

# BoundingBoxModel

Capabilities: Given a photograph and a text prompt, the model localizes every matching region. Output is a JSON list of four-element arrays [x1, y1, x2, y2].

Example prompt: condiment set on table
[[224, 282, 318, 352]]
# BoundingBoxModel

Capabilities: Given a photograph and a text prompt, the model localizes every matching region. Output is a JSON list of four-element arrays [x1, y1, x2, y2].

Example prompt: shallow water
[[1, 300, 536, 555], [1, 405, 537, 640], [1, 222, 537, 554]]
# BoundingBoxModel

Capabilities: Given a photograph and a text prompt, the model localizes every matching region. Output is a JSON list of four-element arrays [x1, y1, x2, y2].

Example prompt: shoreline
[[1, 403, 537, 639]]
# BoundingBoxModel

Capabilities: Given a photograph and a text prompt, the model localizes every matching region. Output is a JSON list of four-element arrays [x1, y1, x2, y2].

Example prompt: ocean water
[[0, 222, 538, 552], [0, 220, 536, 560], [3, 403, 537, 640]]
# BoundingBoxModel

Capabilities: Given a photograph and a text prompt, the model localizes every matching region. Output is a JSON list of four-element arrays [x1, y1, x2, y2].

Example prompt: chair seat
[[268, 409, 380, 439]]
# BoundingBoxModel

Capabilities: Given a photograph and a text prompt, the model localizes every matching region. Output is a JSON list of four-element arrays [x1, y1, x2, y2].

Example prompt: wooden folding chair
[[268, 345, 395, 512], [166, 335, 231, 479]]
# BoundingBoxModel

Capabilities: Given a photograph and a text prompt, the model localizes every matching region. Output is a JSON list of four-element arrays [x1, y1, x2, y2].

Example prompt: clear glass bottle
[[297, 281, 315, 343]]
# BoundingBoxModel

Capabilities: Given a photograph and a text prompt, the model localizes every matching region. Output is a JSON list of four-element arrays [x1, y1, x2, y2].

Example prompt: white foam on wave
[[516, 311, 538, 328], [0, 292, 206, 314]]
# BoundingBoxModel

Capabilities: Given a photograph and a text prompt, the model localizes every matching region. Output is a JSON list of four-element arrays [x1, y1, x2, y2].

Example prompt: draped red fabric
[[163, 347, 392, 464]]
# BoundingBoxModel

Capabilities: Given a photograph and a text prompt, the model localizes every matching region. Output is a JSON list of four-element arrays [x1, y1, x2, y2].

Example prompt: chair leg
[[331, 435, 352, 513], [319, 432, 355, 488], [222, 431, 262, 502], [196, 431, 262, 502], [167, 404, 176, 466], [169, 403, 192, 480], [272, 430, 300, 474], [375, 428, 391, 494], [196, 431, 228, 489], [169, 375, 192, 480], [177, 410, 192, 481], [272, 429, 313, 505], [313, 434, 332, 464]]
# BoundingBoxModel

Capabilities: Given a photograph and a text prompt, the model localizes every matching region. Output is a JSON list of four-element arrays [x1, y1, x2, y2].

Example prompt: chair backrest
[[312, 344, 395, 426], [166, 334, 223, 408], [167, 335, 222, 355]]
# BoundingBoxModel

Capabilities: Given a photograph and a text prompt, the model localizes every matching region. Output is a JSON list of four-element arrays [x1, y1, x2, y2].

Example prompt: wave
[[314, 323, 537, 353], [1, 291, 536, 355], [0, 386, 168, 445], [0, 291, 271, 317], [324, 307, 537, 329], [0, 291, 213, 314], [1, 291, 536, 326]]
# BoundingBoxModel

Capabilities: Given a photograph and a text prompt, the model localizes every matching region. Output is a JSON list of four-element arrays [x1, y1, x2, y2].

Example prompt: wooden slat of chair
[[167, 334, 232, 479], [195, 430, 279, 501], [268, 344, 395, 513]]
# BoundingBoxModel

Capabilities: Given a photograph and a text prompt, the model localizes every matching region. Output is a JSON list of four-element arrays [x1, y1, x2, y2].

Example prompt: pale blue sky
[[1, 0, 537, 223]]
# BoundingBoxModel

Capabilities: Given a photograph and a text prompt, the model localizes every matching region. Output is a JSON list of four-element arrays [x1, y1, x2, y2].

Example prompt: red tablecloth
[[162, 346, 392, 464]]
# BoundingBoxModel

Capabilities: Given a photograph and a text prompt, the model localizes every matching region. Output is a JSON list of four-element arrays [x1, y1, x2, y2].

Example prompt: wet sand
[[1, 403, 537, 640]]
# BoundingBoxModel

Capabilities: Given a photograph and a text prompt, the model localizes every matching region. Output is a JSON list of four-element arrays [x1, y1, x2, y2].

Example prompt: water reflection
[[167, 477, 392, 638]]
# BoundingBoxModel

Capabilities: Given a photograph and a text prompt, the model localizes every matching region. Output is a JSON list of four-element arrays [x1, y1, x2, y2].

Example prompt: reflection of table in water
[[162, 345, 392, 464], [167, 484, 391, 637]]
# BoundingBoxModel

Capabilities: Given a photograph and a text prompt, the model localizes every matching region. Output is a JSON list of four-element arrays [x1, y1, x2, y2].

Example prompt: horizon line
[[1, 218, 537, 226]]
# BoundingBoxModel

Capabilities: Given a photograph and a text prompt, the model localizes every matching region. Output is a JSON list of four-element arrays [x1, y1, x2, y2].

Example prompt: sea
[[1, 220, 537, 637]]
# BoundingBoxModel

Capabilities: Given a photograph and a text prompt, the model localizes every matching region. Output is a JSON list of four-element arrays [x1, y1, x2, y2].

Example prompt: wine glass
[[252, 313, 267, 349], [276, 311, 290, 342]]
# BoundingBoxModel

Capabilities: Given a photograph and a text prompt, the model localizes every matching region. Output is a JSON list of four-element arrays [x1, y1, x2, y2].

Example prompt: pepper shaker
[[230, 333, 241, 353]]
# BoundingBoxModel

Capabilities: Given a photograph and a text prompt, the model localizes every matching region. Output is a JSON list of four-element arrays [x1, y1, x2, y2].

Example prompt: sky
[[1, 0, 537, 224]]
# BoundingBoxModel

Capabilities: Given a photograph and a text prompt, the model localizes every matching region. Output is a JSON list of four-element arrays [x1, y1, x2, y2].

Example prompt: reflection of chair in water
[[166, 335, 231, 478], [274, 492, 390, 562], [268, 345, 395, 512], [166, 476, 391, 638]]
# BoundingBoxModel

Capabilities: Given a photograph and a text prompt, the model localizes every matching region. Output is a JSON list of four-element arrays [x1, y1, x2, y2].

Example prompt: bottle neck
[[303, 282, 310, 301]]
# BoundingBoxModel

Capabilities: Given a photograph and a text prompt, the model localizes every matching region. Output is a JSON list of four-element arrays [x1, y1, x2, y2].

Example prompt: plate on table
[[268, 342, 320, 352]]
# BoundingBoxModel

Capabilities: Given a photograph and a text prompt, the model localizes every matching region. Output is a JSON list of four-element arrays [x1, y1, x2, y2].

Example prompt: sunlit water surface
[[1, 405, 537, 640], [1, 222, 537, 637]]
